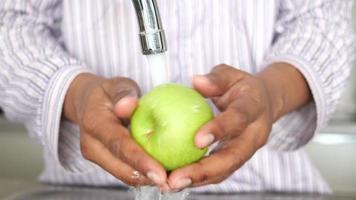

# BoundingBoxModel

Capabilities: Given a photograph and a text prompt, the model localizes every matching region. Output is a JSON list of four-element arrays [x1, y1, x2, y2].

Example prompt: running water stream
[[146, 53, 170, 87], [132, 53, 189, 200], [133, 186, 189, 200]]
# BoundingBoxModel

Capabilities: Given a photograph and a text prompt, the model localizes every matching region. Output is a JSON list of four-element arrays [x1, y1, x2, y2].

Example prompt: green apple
[[131, 83, 213, 171]]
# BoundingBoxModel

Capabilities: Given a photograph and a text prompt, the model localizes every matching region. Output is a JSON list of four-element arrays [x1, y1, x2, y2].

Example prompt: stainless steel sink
[[305, 122, 356, 196], [1, 117, 356, 198], [5, 184, 356, 200]]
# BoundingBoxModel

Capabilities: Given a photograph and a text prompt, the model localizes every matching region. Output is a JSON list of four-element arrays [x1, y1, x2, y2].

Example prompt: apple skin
[[131, 83, 213, 171]]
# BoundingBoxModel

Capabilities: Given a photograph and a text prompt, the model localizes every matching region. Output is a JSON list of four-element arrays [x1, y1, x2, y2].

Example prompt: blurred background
[[0, 4, 355, 198]]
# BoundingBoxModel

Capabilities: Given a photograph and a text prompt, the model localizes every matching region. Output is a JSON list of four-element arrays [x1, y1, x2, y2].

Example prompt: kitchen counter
[[1, 117, 356, 198], [1, 179, 356, 200]]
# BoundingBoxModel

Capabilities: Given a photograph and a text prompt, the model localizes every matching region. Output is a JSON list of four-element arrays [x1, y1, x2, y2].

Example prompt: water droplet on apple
[[151, 102, 158, 109], [161, 121, 167, 127], [145, 129, 153, 136], [192, 104, 201, 113]]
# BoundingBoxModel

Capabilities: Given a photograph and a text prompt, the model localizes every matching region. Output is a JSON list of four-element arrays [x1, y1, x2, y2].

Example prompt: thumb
[[114, 96, 138, 119], [102, 77, 141, 119], [192, 75, 220, 98], [193, 64, 245, 97]]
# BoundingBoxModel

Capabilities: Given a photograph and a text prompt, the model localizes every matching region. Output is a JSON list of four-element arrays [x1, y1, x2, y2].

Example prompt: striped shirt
[[0, 0, 355, 193]]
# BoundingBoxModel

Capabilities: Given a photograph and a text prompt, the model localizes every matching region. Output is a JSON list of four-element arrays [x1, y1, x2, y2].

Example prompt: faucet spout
[[131, 0, 167, 55]]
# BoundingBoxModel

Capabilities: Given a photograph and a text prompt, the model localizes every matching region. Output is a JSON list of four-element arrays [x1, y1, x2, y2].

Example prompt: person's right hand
[[63, 73, 168, 190]]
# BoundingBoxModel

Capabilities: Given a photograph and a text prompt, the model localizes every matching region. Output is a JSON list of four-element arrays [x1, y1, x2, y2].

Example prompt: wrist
[[63, 73, 104, 123], [257, 62, 312, 122], [257, 69, 285, 122]]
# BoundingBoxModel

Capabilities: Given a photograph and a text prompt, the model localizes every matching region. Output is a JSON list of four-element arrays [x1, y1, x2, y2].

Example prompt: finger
[[195, 97, 262, 148], [160, 183, 172, 193], [80, 132, 153, 186], [84, 116, 167, 186], [101, 77, 140, 121], [195, 110, 248, 148], [192, 64, 246, 97], [102, 77, 141, 106], [114, 96, 139, 119], [168, 131, 257, 190]]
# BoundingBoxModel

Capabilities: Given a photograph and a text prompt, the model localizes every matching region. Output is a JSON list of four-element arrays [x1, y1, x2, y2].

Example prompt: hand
[[167, 63, 311, 190], [63, 74, 169, 189]]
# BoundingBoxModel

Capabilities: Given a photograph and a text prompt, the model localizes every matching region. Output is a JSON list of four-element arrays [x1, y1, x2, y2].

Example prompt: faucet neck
[[132, 0, 167, 55]]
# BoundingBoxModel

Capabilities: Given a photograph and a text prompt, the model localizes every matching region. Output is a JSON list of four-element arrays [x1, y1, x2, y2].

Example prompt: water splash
[[132, 186, 189, 200]]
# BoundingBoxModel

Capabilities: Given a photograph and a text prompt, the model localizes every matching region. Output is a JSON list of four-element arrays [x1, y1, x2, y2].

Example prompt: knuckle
[[121, 176, 137, 186], [121, 173, 147, 187], [214, 99, 226, 110], [125, 179, 139, 187], [211, 174, 230, 185], [232, 155, 245, 171], [191, 163, 210, 183], [132, 153, 147, 171], [214, 63, 241, 76], [195, 173, 209, 184], [237, 83, 254, 94], [233, 112, 249, 131], [102, 77, 141, 102], [114, 77, 140, 93], [216, 115, 244, 138], [215, 110, 250, 138], [81, 112, 98, 132], [215, 63, 229, 70], [223, 151, 242, 173], [125, 147, 146, 169], [122, 77, 139, 87], [213, 119, 227, 139], [115, 137, 131, 157], [257, 139, 267, 148], [107, 137, 121, 156], [114, 138, 142, 166], [254, 127, 269, 149], [80, 140, 91, 160], [224, 108, 250, 132]]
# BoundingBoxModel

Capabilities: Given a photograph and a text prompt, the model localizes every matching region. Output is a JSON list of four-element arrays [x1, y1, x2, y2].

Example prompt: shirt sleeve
[[263, 0, 356, 151], [0, 0, 93, 171]]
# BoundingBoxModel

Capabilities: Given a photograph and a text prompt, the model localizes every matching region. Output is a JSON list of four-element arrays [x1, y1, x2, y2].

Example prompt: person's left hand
[[167, 64, 282, 191]]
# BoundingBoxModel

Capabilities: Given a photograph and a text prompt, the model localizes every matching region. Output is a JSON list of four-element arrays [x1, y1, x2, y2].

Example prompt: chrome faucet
[[131, 0, 167, 55]]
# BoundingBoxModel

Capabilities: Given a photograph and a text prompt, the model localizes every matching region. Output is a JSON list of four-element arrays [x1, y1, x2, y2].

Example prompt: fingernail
[[199, 133, 215, 148], [119, 89, 139, 98], [174, 178, 192, 190], [160, 183, 171, 193], [127, 90, 139, 98], [193, 75, 205, 79], [114, 91, 138, 105], [194, 75, 210, 83], [146, 172, 162, 185]]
